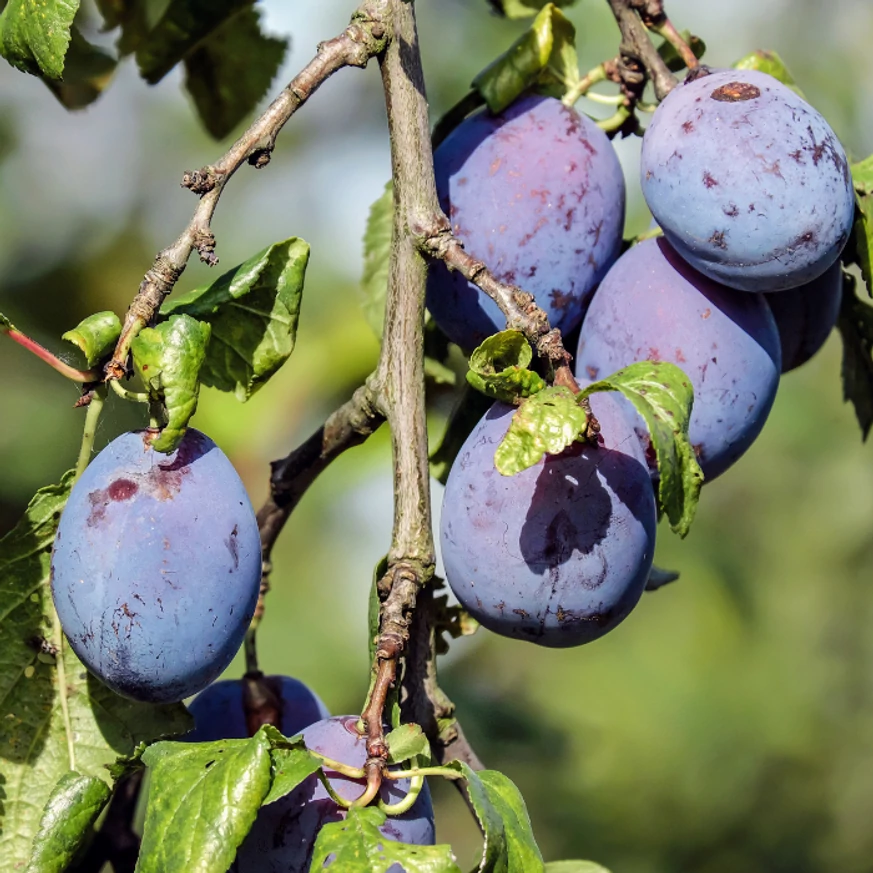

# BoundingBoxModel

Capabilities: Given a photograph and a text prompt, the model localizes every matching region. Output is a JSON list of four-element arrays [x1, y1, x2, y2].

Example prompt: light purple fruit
[[575, 238, 781, 480], [641, 68, 854, 291], [766, 260, 843, 373], [427, 94, 626, 351], [231, 715, 435, 872], [51, 429, 261, 704], [186, 676, 330, 742], [440, 394, 657, 647]]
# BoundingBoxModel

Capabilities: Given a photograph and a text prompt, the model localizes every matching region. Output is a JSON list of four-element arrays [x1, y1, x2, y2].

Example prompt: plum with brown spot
[[51, 428, 261, 703]]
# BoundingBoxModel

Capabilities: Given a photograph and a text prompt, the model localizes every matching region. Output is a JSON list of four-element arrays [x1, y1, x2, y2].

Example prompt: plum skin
[[641, 68, 854, 292], [230, 715, 435, 873], [185, 676, 330, 742], [575, 237, 781, 480], [50, 428, 261, 704], [440, 393, 657, 648], [427, 94, 626, 351]]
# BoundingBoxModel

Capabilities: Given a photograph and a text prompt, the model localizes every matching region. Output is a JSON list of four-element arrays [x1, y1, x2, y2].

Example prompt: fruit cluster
[[433, 67, 852, 649]]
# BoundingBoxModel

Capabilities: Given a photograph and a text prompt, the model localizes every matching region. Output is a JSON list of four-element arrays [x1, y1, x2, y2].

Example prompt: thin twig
[[104, 3, 391, 381], [631, 0, 699, 71]]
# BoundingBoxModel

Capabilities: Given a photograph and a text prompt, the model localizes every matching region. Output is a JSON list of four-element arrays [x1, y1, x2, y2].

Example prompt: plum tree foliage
[[1, 0, 873, 871]]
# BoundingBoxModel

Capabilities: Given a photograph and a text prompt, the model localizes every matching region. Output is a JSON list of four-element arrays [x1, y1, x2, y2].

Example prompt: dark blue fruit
[[575, 238, 781, 480], [231, 715, 435, 872], [186, 676, 330, 742], [641, 68, 854, 291], [51, 429, 261, 704], [440, 394, 657, 647], [766, 260, 843, 373], [427, 94, 626, 351]]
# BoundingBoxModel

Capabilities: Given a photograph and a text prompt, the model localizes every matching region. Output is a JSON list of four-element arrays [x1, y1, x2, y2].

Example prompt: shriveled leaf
[[361, 181, 393, 338], [494, 386, 589, 476], [487, 0, 578, 20], [161, 238, 309, 401], [261, 744, 320, 806], [467, 330, 546, 403], [0, 476, 192, 870], [456, 763, 545, 873], [138, 735, 272, 873], [43, 26, 117, 109], [184, 6, 287, 140], [131, 313, 211, 452], [62, 311, 121, 367], [581, 361, 703, 537], [309, 806, 462, 873], [136, 0, 251, 84], [385, 723, 431, 766], [544, 863, 611, 873], [0, 0, 79, 79], [837, 281, 873, 439], [430, 385, 493, 485], [26, 772, 110, 873], [473, 5, 579, 112], [658, 30, 705, 72], [645, 565, 680, 592], [733, 49, 802, 95]]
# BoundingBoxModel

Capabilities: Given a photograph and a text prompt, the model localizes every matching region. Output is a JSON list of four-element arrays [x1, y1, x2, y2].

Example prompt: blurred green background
[[2, 1, 873, 871]]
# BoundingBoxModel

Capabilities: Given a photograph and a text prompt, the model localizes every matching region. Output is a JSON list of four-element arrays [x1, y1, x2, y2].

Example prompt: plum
[[641, 67, 854, 291], [186, 676, 330, 742], [51, 428, 261, 704], [427, 94, 626, 351], [440, 393, 657, 647], [766, 260, 843, 373], [231, 715, 435, 872], [575, 238, 781, 480]]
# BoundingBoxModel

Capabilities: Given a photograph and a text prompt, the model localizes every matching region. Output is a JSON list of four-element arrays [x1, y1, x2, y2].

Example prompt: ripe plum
[[427, 94, 625, 350], [766, 260, 842, 373], [440, 394, 656, 647], [51, 429, 261, 704], [575, 238, 781, 480], [231, 715, 435, 872], [641, 68, 854, 291], [186, 676, 330, 742]]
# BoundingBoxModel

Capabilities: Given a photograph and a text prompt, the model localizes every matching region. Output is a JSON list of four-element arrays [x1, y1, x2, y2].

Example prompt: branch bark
[[104, 2, 391, 381]]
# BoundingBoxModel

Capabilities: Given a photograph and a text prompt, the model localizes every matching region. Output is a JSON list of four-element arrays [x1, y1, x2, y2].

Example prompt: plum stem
[[382, 765, 464, 781], [306, 751, 366, 780], [2, 323, 100, 383], [316, 770, 356, 810], [563, 62, 609, 106], [379, 757, 424, 815], [109, 379, 149, 403], [103, 4, 391, 382], [75, 386, 107, 480]]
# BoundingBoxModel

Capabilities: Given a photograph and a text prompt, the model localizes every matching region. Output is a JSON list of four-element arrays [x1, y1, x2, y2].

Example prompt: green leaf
[[62, 311, 122, 367], [732, 50, 802, 96], [385, 723, 431, 766], [309, 806, 462, 872], [361, 181, 393, 338], [94, 0, 157, 55], [851, 156, 873, 196], [131, 313, 211, 452], [0, 0, 79, 79], [183, 6, 287, 140], [26, 772, 111, 873], [581, 361, 703, 537], [544, 863, 611, 873], [135, 0, 251, 84], [458, 764, 545, 873], [645, 565, 680, 592], [138, 735, 272, 873], [161, 238, 309, 401], [43, 26, 117, 109], [488, 0, 577, 20], [473, 4, 579, 112], [657, 30, 705, 73], [430, 386, 494, 485], [494, 386, 590, 476], [848, 178, 873, 296], [261, 744, 320, 806], [0, 476, 192, 870], [467, 330, 546, 403], [837, 280, 873, 439]]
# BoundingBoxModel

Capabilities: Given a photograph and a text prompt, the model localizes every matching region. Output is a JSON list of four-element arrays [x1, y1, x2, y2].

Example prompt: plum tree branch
[[605, 0, 678, 102], [103, 2, 391, 381]]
